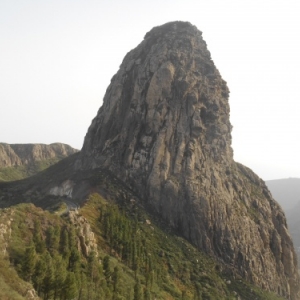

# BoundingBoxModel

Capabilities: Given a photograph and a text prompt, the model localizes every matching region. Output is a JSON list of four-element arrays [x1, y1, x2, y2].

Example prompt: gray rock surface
[[75, 22, 299, 298], [286, 201, 300, 264], [68, 210, 98, 257]]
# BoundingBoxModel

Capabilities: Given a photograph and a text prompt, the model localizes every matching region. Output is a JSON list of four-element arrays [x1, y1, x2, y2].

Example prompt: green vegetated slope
[[0, 193, 284, 300], [0, 157, 63, 182], [0, 143, 78, 182], [0, 207, 38, 300]]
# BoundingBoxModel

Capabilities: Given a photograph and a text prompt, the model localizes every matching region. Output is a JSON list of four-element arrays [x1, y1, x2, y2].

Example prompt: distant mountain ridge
[[0, 143, 78, 181]]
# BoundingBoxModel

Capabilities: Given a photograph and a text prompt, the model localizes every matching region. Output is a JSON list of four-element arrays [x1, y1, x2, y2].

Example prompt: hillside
[[0, 193, 286, 300], [0, 143, 78, 181]]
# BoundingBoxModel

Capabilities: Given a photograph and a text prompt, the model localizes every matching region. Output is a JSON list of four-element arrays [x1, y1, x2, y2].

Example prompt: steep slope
[[0, 143, 78, 181], [0, 194, 287, 300], [0, 205, 39, 299], [286, 201, 300, 263], [74, 22, 299, 298]]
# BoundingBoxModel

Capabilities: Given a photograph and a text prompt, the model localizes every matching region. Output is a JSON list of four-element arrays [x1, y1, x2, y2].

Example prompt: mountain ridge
[[0, 193, 288, 300], [0, 143, 78, 181], [74, 21, 299, 298]]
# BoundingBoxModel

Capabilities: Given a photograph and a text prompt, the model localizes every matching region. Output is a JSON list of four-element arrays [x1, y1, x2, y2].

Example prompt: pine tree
[[53, 255, 67, 300], [60, 227, 71, 262], [193, 283, 202, 300], [32, 258, 47, 295], [33, 220, 46, 253], [47, 225, 60, 255], [68, 247, 80, 272], [62, 272, 78, 300], [134, 279, 143, 300], [78, 272, 88, 300], [103, 255, 111, 284], [87, 251, 100, 284], [144, 288, 151, 300], [68, 226, 77, 250], [22, 244, 36, 281], [42, 252, 55, 300], [112, 266, 119, 293], [132, 241, 139, 279]]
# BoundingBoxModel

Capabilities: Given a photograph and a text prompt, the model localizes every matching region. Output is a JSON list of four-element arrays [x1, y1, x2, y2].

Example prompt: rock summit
[[77, 21, 299, 298]]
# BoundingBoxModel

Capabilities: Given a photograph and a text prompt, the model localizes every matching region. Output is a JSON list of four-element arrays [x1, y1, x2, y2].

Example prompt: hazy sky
[[1, 0, 300, 180]]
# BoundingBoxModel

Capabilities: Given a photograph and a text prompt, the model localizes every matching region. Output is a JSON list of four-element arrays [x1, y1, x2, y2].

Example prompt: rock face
[[68, 210, 98, 257], [0, 208, 13, 256], [0, 143, 78, 181], [286, 201, 300, 266], [77, 22, 299, 298], [0, 143, 78, 168]]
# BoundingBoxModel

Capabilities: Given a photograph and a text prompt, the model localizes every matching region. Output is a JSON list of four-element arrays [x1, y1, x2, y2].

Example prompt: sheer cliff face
[[79, 22, 299, 298]]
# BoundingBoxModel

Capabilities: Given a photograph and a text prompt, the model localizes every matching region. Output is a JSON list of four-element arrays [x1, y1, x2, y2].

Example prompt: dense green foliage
[[80, 194, 285, 300], [6, 204, 114, 300], [0, 254, 34, 300], [0, 195, 285, 299]]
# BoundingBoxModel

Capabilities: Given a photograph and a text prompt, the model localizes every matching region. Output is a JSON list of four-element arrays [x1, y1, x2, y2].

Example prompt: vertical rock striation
[[78, 22, 299, 298]]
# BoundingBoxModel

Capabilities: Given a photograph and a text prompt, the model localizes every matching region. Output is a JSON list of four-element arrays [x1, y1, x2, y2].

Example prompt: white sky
[[1, 0, 300, 180]]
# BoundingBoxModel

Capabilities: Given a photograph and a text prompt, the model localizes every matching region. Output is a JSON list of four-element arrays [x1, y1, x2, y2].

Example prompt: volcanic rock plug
[[76, 22, 299, 298]]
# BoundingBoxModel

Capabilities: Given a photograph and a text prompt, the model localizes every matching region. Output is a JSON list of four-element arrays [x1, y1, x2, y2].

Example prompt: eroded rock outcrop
[[0, 208, 14, 256], [68, 210, 98, 257], [0, 143, 78, 168], [0, 143, 78, 182], [76, 22, 299, 298]]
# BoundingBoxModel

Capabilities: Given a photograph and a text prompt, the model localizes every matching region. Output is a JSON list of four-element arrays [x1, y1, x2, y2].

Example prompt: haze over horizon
[[1, 0, 300, 181]]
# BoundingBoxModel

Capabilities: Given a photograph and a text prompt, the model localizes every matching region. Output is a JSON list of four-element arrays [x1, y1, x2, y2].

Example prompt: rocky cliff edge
[[75, 22, 299, 299]]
